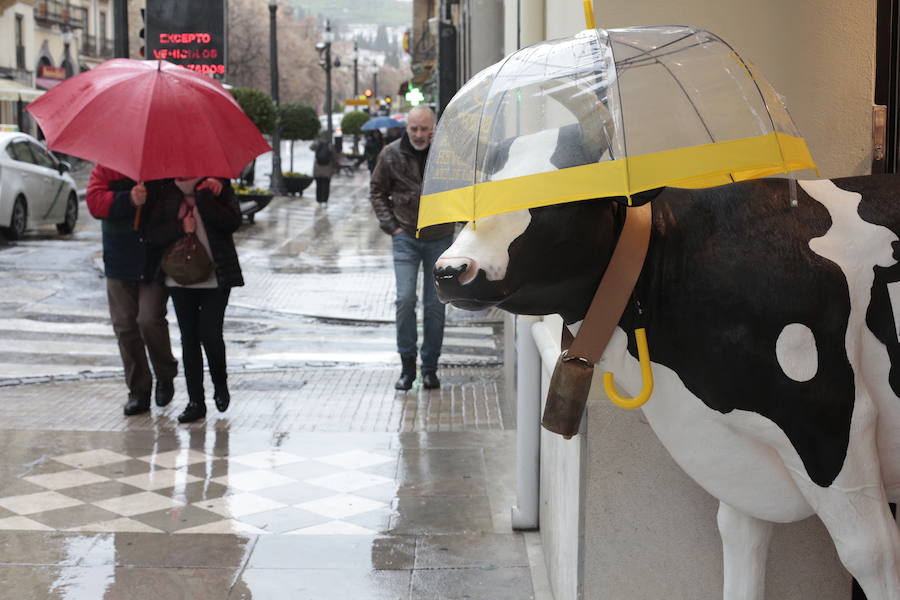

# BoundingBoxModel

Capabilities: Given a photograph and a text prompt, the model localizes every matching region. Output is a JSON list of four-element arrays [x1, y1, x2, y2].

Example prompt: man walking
[[87, 166, 178, 415], [370, 106, 454, 390]]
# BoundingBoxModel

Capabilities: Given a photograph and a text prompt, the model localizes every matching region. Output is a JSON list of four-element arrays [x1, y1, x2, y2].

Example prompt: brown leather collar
[[542, 202, 652, 438]]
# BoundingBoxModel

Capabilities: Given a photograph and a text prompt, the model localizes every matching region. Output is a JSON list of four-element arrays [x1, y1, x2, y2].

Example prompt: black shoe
[[124, 394, 151, 416], [422, 371, 440, 390], [214, 384, 230, 412], [177, 402, 207, 423], [394, 355, 417, 391], [155, 379, 175, 407]]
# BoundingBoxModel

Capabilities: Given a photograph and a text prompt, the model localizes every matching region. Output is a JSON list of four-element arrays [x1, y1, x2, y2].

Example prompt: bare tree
[[227, 1, 410, 113]]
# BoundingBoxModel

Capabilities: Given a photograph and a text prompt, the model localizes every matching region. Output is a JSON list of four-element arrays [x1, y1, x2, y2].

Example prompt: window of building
[[15, 14, 25, 70]]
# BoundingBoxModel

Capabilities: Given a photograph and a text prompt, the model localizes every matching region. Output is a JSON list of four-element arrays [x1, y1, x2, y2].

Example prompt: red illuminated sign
[[146, 1, 226, 77]]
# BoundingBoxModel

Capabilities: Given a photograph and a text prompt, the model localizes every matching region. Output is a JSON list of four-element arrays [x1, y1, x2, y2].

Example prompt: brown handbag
[[161, 233, 214, 285]]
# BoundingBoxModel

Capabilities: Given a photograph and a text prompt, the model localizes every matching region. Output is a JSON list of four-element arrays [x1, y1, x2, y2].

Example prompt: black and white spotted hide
[[433, 174, 900, 599]]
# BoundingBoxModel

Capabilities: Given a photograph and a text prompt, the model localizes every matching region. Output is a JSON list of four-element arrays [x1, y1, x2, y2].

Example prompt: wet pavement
[[0, 164, 549, 599]]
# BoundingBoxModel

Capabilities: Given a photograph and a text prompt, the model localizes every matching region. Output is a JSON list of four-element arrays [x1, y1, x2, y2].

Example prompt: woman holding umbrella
[[25, 59, 270, 423], [145, 176, 243, 423]]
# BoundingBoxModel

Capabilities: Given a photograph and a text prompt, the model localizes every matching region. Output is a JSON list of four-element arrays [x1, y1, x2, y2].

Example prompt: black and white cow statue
[[432, 131, 900, 598]]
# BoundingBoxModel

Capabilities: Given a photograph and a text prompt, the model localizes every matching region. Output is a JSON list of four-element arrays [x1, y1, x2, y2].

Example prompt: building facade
[[0, 0, 115, 132]]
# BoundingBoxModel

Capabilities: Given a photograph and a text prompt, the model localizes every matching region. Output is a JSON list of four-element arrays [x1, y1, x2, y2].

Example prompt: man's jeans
[[392, 231, 454, 372]]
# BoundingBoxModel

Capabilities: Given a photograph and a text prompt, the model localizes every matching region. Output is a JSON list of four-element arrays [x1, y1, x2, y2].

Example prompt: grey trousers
[[106, 278, 178, 400]]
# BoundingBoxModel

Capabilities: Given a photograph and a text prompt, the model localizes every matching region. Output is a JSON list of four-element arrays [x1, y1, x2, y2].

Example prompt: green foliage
[[230, 87, 276, 135], [279, 103, 320, 141], [341, 111, 370, 136], [234, 183, 272, 195]]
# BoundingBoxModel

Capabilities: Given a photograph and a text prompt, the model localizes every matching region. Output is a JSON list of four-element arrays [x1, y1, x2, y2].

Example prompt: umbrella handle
[[583, 0, 596, 28], [602, 328, 654, 409]]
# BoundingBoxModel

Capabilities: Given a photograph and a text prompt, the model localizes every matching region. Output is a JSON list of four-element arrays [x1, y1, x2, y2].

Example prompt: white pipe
[[532, 319, 562, 380], [511, 314, 542, 530]]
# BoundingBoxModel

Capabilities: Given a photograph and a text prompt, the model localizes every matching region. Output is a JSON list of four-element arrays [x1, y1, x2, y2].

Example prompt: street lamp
[[315, 20, 334, 143], [352, 41, 359, 98], [352, 42, 360, 154], [268, 0, 284, 194]]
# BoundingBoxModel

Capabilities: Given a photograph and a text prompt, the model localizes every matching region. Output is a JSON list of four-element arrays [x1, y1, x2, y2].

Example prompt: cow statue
[[432, 129, 900, 598]]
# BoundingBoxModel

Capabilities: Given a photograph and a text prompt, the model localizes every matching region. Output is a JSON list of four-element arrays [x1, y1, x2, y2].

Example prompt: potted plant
[[234, 184, 274, 223], [282, 171, 313, 194], [279, 102, 320, 195]]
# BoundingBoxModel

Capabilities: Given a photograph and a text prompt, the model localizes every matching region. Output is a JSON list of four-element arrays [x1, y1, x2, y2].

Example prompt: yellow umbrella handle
[[603, 328, 654, 409], [583, 0, 597, 29]]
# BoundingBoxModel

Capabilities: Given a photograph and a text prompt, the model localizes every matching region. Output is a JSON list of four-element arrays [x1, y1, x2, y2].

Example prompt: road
[[0, 167, 503, 385]]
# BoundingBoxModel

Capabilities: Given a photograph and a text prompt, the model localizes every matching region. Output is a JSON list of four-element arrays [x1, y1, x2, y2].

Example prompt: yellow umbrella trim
[[418, 131, 816, 231]]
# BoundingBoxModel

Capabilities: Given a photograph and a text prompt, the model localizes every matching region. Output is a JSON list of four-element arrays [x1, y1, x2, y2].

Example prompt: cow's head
[[434, 198, 620, 323], [432, 117, 628, 323]]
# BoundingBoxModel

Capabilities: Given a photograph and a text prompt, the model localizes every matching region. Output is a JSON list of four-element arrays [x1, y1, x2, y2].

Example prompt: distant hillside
[[291, 0, 412, 27]]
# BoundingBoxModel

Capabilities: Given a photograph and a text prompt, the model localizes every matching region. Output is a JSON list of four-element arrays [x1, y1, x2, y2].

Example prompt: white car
[[0, 132, 78, 239]]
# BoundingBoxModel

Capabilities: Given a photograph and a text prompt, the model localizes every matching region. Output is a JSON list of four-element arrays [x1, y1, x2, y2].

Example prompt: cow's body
[[434, 175, 900, 599]]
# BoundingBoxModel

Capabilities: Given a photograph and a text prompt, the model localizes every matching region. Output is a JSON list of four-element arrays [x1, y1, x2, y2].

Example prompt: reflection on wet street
[[0, 169, 542, 599]]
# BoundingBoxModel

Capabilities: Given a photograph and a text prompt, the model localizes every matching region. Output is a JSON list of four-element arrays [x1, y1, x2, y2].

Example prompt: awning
[[0, 79, 45, 102], [35, 77, 64, 91]]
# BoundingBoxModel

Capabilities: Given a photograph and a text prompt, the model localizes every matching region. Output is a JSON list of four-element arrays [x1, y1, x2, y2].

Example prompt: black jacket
[[85, 165, 164, 281], [144, 179, 244, 289], [369, 133, 454, 241]]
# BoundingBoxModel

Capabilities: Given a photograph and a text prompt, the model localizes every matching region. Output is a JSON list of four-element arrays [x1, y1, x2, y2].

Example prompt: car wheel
[[56, 192, 78, 234], [6, 196, 27, 240]]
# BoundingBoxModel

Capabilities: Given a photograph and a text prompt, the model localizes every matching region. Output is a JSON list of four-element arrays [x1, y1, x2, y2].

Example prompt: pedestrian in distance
[[369, 106, 454, 390], [364, 130, 384, 174], [86, 165, 178, 416], [384, 126, 403, 145], [145, 177, 244, 423], [310, 133, 337, 206]]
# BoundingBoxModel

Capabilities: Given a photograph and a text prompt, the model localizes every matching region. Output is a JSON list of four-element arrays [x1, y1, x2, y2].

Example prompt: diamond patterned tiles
[[0, 447, 397, 535]]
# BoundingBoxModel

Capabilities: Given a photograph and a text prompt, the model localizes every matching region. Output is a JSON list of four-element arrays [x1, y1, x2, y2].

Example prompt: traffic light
[[364, 88, 373, 98], [385, 96, 391, 104]]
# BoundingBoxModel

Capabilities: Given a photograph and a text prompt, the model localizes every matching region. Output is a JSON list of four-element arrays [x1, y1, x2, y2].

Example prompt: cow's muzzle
[[433, 257, 478, 285]]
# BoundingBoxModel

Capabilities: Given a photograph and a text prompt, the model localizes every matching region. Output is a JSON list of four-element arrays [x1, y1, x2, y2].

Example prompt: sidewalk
[[0, 168, 550, 599]]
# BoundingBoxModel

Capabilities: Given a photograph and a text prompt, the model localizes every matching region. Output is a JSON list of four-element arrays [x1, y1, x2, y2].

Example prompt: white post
[[512, 315, 542, 530]]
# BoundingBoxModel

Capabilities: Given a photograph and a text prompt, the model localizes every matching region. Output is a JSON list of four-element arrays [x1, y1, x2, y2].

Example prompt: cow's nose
[[434, 257, 478, 285]]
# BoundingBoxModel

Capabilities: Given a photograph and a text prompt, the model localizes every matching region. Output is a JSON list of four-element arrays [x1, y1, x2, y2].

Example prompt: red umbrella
[[26, 59, 271, 182]]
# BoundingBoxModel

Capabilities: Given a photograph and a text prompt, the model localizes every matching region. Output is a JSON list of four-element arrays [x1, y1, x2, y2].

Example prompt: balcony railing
[[82, 36, 113, 59], [35, 1, 88, 30]]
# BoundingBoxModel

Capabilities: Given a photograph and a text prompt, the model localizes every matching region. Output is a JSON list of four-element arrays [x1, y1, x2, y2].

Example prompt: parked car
[[0, 131, 78, 239]]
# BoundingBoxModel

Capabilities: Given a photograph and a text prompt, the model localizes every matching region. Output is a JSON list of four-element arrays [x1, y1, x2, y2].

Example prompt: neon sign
[[146, 1, 226, 77]]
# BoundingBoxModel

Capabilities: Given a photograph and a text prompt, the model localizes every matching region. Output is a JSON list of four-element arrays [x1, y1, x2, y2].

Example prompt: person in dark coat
[[310, 134, 338, 205], [369, 107, 454, 390], [364, 130, 384, 173], [145, 177, 244, 423], [86, 165, 178, 416]]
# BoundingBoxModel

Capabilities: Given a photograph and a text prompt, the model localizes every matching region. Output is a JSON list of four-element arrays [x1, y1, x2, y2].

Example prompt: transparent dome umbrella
[[418, 26, 818, 231]]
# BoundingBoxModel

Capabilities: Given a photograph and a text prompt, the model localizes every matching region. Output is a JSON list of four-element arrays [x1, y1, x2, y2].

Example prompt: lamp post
[[352, 41, 359, 97], [352, 42, 359, 154], [316, 21, 335, 144], [268, 0, 284, 194]]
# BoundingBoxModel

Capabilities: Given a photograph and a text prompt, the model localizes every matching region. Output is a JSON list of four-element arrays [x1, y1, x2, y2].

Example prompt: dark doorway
[[875, 0, 900, 173]]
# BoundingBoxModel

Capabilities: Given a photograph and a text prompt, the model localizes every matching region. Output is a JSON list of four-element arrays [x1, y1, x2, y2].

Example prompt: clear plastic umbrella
[[419, 26, 817, 231]]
